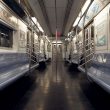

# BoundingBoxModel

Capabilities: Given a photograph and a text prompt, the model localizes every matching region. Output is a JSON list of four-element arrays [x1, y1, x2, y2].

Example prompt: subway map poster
[[94, 5, 108, 51], [96, 21, 107, 46]]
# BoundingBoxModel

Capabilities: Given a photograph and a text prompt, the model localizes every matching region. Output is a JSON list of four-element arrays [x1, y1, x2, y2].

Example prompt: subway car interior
[[0, 0, 110, 110]]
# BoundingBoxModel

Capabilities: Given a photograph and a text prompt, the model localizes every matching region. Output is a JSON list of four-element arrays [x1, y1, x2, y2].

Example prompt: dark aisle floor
[[0, 61, 110, 110]]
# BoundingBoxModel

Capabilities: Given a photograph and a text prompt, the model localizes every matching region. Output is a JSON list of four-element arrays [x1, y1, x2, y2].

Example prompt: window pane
[[0, 23, 13, 47]]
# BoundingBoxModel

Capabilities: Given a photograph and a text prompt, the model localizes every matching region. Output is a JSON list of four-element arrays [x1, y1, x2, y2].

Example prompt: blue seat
[[0, 53, 29, 89], [87, 53, 110, 93], [38, 53, 45, 62]]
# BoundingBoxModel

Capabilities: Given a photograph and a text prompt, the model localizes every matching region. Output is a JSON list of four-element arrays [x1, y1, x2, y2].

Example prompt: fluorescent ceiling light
[[32, 17, 37, 24], [36, 21, 44, 33], [31, 17, 44, 33], [73, 16, 80, 27], [73, 0, 91, 27], [81, 0, 91, 15]]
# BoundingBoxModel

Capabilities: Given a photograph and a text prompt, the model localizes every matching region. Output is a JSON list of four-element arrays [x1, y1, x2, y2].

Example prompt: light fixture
[[32, 17, 37, 24], [31, 17, 44, 33], [36, 21, 44, 33], [73, 16, 80, 27], [81, 0, 91, 15], [73, 0, 92, 27]]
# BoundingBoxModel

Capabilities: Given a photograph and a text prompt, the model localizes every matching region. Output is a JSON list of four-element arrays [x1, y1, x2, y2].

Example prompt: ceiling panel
[[57, 7, 65, 24], [64, 0, 85, 35], [27, 0, 86, 36], [57, 8, 65, 33], [46, 8, 56, 20], [46, 7, 55, 33], [44, 0, 67, 34], [27, 0, 50, 35], [44, 0, 55, 7], [56, 0, 67, 7]]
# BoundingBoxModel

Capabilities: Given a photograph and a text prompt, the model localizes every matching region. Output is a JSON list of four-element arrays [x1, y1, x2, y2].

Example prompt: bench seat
[[0, 63, 29, 89]]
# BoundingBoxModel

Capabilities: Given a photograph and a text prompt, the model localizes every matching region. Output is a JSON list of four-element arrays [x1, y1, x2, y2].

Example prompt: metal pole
[[70, 38, 72, 62], [82, 0, 94, 74], [74, 0, 94, 67], [38, 36, 41, 62], [55, 0, 58, 81], [75, 27, 80, 64], [29, 29, 33, 73], [56, 29, 58, 81]]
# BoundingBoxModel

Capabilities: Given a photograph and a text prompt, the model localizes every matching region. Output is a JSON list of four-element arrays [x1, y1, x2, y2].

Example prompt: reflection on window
[[0, 23, 13, 47]]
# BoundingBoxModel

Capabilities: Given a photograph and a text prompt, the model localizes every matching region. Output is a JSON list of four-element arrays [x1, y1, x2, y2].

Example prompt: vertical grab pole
[[65, 43, 66, 60], [29, 29, 32, 73], [82, 15, 87, 73], [82, 0, 94, 74], [38, 36, 41, 63], [75, 0, 94, 69], [70, 37, 72, 63], [76, 27, 80, 64], [55, 0, 58, 81], [56, 29, 58, 81]]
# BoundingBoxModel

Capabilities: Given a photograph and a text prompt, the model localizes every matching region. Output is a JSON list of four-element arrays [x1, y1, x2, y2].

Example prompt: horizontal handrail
[[78, 41, 94, 49], [26, 49, 39, 52], [70, 51, 94, 64], [26, 44, 39, 48], [27, 43, 39, 46], [27, 53, 38, 58], [26, 50, 40, 54], [77, 38, 94, 44], [77, 48, 93, 56], [84, 38, 94, 42], [84, 47, 94, 53], [29, 58, 38, 63], [27, 54, 38, 63], [26, 51, 39, 55], [79, 59, 93, 67], [26, 47, 39, 51], [79, 52, 94, 62]]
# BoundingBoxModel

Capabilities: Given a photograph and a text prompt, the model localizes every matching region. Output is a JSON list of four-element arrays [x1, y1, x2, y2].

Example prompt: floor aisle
[[14, 60, 93, 110], [0, 60, 110, 110]]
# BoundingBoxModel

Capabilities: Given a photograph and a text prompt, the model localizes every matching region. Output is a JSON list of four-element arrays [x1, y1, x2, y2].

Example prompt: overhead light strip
[[73, 0, 93, 27]]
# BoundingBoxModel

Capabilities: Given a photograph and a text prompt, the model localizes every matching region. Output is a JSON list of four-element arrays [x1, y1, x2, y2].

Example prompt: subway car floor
[[0, 60, 110, 110]]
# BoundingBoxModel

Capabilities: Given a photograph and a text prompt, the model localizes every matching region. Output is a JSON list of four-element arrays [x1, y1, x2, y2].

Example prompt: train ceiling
[[26, 0, 85, 36], [4, 0, 26, 18]]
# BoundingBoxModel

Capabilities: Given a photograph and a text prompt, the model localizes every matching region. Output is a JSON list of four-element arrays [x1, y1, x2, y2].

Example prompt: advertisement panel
[[78, 0, 109, 28], [94, 6, 108, 51], [0, 3, 18, 28]]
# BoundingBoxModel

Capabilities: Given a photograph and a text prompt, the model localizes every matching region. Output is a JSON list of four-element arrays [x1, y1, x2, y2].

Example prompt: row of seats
[[88, 53, 110, 92], [0, 52, 47, 90], [64, 54, 79, 64], [66, 53, 110, 93]]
